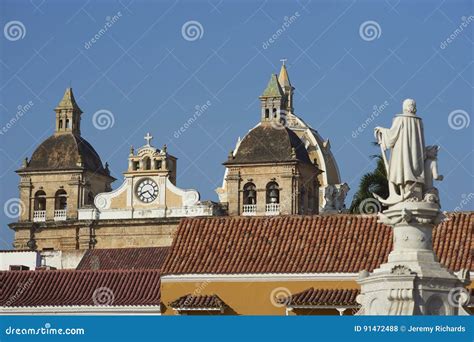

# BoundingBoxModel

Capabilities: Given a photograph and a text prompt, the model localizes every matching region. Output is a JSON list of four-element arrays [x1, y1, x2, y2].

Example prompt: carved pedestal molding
[[357, 190, 469, 315]]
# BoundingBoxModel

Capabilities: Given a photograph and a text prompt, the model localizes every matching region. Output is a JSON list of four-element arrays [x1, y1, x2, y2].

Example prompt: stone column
[[225, 170, 241, 216], [357, 201, 469, 315]]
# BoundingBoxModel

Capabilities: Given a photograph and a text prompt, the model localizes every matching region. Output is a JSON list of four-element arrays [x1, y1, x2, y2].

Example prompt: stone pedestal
[[357, 201, 470, 315]]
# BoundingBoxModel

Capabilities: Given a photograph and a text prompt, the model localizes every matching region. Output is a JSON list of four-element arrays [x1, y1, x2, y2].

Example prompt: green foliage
[[349, 154, 389, 213]]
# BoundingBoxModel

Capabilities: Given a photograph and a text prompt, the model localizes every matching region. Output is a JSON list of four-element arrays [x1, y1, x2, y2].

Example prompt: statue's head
[[425, 145, 440, 159], [402, 99, 417, 115]]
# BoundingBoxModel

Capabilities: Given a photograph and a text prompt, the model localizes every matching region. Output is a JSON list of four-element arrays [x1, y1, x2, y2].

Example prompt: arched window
[[154, 160, 162, 169], [143, 157, 151, 170], [34, 190, 46, 210], [265, 109, 270, 119], [55, 189, 67, 210], [65, 119, 70, 128], [272, 108, 277, 118], [266, 182, 279, 204], [59, 120, 63, 129], [243, 183, 257, 205]]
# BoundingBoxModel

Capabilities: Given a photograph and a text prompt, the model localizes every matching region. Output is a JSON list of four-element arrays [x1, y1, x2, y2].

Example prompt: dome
[[226, 124, 312, 165], [22, 133, 109, 176]]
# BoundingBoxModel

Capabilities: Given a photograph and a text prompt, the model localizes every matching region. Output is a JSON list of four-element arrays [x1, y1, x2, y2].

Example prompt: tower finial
[[278, 60, 291, 88], [55, 87, 83, 135]]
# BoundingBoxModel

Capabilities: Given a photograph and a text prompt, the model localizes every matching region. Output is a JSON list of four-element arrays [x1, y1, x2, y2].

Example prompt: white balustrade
[[242, 204, 257, 216], [54, 209, 67, 221], [33, 210, 46, 222], [265, 203, 280, 215]]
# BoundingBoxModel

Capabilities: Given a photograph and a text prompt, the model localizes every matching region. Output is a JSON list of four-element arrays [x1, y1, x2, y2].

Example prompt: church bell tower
[[54, 88, 82, 135]]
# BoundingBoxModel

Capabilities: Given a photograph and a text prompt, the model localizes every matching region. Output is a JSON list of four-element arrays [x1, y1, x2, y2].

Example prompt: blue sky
[[0, 0, 472, 248]]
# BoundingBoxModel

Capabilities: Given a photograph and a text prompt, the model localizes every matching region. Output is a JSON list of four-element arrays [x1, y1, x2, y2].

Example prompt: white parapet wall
[[0, 250, 86, 270], [41, 250, 87, 269], [0, 251, 40, 270]]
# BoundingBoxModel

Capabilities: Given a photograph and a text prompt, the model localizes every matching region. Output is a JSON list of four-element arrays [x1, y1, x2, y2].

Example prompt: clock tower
[[80, 133, 214, 220], [123, 132, 177, 208]]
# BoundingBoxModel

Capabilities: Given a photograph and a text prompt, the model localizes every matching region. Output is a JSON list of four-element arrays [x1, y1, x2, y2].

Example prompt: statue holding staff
[[373, 99, 426, 205]]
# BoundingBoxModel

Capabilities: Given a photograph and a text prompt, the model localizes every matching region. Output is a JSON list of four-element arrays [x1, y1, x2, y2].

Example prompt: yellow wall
[[161, 279, 359, 315]]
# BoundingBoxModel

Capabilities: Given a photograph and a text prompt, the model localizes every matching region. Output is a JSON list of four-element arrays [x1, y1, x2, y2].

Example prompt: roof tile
[[162, 212, 473, 274], [169, 294, 225, 309], [76, 247, 169, 270], [279, 288, 360, 307], [0, 269, 161, 307]]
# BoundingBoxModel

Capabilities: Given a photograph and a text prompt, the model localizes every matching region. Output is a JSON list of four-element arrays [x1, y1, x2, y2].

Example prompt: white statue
[[334, 183, 350, 211], [423, 145, 443, 204], [357, 99, 467, 316], [374, 99, 426, 205], [322, 183, 349, 212], [323, 185, 336, 210]]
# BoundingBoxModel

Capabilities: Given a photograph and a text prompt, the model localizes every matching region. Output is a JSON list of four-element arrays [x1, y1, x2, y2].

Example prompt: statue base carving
[[356, 201, 470, 315]]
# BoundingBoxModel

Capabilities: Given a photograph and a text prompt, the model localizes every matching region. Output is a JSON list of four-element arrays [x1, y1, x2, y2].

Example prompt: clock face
[[136, 179, 159, 203]]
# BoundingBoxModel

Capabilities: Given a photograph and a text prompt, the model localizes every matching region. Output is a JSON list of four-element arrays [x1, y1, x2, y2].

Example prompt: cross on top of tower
[[144, 132, 153, 146], [280, 58, 287, 65]]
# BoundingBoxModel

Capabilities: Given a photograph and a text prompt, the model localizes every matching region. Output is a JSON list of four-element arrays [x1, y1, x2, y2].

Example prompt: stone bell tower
[[259, 73, 287, 126], [222, 71, 320, 217], [54, 88, 83, 135], [11, 88, 115, 250], [356, 99, 470, 315]]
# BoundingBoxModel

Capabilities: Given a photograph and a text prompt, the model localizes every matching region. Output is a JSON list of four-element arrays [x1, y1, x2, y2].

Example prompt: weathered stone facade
[[10, 218, 179, 251], [219, 66, 320, 216], [216, 63, 347, 213], [10, 89, 213, 251], [9, 65, 346, 251]]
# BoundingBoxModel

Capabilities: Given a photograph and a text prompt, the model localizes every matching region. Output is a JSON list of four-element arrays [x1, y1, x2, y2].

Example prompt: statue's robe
[[379, 114, 425, 187]]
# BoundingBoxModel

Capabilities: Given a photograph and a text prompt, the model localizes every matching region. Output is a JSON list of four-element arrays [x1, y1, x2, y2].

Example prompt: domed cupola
[[225, 125, 311, 165], [15, 88, 115, 226], [220, 70, 320, 217]]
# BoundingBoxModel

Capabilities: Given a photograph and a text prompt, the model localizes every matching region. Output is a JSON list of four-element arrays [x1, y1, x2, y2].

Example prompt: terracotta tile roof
[[76, 247, 169, 270], [169, 294, 225, 310], [432, 212, 473, 272], [279, 288, 360, 307], [162, 212, 473, 274], [0, 269, 161, 307]]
